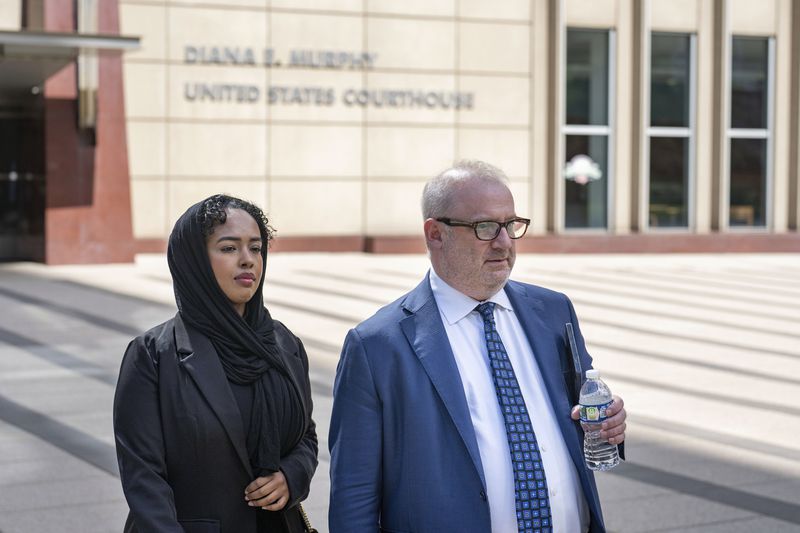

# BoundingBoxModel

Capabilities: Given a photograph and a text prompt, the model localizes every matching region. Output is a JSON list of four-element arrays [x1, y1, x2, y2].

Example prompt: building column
[[546, 0, 565, 233], [694, 0, 715, 233], [43, 0, 135, 264], [772, 0, 793, 232], [530, 0, 550, 235], [789, 0, 800, 230], [710, 0, 730, 231], [630, 0, 649, 232], [612, 0, 634, 234]]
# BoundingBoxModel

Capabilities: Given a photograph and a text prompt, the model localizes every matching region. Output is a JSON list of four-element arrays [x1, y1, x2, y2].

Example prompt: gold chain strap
[[298, 503, 318, 533]]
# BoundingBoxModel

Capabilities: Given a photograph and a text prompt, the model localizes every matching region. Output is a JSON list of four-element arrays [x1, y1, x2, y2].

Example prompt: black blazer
[[114, 313, 317, 533]]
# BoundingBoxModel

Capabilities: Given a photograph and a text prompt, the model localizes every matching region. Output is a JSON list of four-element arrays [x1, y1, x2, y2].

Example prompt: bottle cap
[[585, 369, 600, 379]]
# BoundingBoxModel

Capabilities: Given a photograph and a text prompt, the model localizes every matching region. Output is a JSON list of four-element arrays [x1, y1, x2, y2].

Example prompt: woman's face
[[206, 208, 264, 316]]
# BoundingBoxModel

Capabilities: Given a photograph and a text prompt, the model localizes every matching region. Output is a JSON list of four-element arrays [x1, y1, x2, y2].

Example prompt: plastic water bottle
[[579, 369, 620, 471]]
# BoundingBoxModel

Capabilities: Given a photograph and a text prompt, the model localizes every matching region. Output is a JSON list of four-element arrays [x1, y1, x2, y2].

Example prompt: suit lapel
[[400, 277, 487, 490], [174, 315, 253, 478]]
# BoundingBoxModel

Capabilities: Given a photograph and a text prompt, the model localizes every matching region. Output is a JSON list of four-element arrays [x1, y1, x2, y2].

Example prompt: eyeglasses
[[435, 217, 531, 241]]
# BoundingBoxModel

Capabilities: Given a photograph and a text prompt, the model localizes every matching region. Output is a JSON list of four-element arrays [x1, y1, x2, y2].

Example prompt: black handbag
[[298, 504, 317, 533]]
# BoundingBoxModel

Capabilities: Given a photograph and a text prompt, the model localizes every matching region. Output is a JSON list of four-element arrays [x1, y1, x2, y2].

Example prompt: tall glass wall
[[728, 37, 771, 228], [648, 33, 693, 228], [564, 29, 611, 229]]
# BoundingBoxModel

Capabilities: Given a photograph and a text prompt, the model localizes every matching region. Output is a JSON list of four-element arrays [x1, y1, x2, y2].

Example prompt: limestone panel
[[168, 65, 267, 120], [366, 127, 455, 178], [457, 129, 530, 178], [270, 12, 363, 63], [364, 72, 457, 124], [268, 181, 362, 235], [367, 0, 454, 17], [167, 6, 267, 63], [366, 181, 426, 234], [167, 180, 268, 231], [0, 2, 21, 30], [123, 62, 166, 119], [120, 3, 166, 60], [270, 0, 362, 12], [168, 123, 267, 177], [367, 18, 455, 70], [270, 125, 362, 177], [730, 0, 777, 35], [267, 69, 364, 122], [127, 121, 166, 177], [507, 181, 532, 221], [459, 22, 530, 73], [458, 0, 530, 21], [168, 0, 266, 7], [565, 0, 616, 28], [130, 179, 167, 238], [457, 75, 529, 126], [650, 0, 698, 32]]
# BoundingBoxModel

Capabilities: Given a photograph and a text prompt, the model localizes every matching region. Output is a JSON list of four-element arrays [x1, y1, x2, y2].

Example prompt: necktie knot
[[476, 302, 496, 323]]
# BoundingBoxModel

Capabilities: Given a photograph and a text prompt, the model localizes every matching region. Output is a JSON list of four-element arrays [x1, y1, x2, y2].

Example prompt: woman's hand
[[244, 471, 290, 511]]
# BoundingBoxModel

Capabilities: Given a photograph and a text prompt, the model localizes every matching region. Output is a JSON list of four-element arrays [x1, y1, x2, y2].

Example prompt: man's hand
[[570, 394, 626, 445], [244, 471, 290, 511]]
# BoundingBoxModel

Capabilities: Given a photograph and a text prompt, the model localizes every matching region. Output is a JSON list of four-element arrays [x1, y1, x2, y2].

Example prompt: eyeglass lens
[[475, 220, 527, 240]]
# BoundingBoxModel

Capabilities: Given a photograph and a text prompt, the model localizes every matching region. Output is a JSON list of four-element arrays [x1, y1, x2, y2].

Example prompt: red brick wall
[[43, 0, 134, 264]]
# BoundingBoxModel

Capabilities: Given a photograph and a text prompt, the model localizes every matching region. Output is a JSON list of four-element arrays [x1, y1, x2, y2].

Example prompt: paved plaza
[[1, 252, 799, 532]]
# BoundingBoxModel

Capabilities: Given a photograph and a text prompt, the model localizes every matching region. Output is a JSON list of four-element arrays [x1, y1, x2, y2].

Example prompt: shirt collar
[[429, 268, 513, 325]]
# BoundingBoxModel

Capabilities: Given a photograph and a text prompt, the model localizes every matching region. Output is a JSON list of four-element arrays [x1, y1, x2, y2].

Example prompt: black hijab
[[167, 196, 305, 476]]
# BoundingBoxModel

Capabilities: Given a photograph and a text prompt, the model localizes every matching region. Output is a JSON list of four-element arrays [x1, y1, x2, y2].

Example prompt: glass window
[[0, 112, 46, 261], [729, 138, 767, 227], [565, 135, 608, 228], [731, 38, 768, 129], [649, 137, 689, 227], [728, 36, 771, 228], [566, 30, 609, 126], [650, 34, 690, 128], [564, 29, 611, 230], [647, 33, 693, 229]]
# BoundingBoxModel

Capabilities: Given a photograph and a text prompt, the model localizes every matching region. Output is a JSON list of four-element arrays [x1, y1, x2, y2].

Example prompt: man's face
[[430, 180, 518, 301]]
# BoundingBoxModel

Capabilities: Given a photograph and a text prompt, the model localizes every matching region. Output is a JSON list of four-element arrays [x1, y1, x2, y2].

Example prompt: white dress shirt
[[429, 270, 589, 533]]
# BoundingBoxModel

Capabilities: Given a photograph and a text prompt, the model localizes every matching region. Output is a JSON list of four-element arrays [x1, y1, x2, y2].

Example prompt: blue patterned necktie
[[476, 302, 552, 533]]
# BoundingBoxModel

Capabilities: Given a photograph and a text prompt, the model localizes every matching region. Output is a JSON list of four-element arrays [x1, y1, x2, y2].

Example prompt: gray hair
[[421, 160, 510, 219]]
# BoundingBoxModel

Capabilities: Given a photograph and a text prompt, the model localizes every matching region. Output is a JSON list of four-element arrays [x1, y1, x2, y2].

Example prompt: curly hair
[[197, 194, 275, 244]]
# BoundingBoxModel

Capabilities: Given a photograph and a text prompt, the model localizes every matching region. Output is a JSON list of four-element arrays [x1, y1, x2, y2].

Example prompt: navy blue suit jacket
[[329, 275, 607, 533]]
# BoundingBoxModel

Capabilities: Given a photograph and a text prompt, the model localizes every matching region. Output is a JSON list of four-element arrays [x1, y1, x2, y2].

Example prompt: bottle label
[[580, 400, 613, 423]]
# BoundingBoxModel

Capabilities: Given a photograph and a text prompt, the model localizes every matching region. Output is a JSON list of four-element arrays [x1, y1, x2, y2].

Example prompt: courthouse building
[[1, 0, 799, 263]]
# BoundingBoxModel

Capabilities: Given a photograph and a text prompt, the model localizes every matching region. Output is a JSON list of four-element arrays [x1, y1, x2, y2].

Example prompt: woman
[[114, 195, 317, 533]]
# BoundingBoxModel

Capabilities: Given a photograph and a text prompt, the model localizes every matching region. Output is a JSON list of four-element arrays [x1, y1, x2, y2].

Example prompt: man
[[329, 160, 626, 533]]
